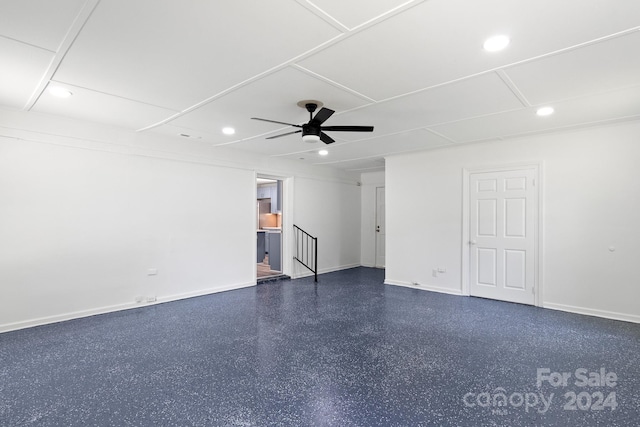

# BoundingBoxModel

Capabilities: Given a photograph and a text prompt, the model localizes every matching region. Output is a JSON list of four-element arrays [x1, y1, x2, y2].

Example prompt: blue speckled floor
[[1, 267, 639, 426]]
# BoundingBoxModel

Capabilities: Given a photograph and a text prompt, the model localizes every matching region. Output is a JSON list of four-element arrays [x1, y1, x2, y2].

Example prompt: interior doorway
[[466, 167, 539, 305], [256, 176, 284, 280], [375, 186, 386, 268]]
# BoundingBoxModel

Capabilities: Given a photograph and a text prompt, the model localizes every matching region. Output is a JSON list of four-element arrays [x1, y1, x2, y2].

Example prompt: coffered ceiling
[[1, 0, 639, 172]]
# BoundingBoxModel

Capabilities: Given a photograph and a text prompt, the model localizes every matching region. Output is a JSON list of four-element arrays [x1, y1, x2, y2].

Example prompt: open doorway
[[256, 176, 285, 281]]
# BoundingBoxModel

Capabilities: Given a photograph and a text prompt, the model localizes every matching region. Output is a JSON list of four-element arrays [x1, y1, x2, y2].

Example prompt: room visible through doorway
[[256, 177, 284, 281]]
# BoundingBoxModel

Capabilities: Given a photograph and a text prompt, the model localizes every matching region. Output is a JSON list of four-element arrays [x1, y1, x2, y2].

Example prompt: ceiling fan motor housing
[[302, 123, 321, 137], [302, 123, 321, 143], [302, 103, 322, 142]]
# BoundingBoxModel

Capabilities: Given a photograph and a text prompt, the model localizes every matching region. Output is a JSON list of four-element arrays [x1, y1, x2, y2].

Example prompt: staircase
[[293, 225, 318, 282]]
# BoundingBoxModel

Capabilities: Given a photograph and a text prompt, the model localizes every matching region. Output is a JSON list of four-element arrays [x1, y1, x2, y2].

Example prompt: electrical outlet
[[146, 296, 157, 303], [147, 268, 158, 276], [437, 267, 447, 273], [134, 296, 143, 303]]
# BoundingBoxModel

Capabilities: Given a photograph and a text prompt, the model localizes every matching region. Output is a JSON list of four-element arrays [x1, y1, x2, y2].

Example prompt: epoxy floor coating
[[1, 267, 639, 426]]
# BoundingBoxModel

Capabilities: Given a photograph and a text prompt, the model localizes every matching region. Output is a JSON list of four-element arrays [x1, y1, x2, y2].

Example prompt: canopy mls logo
[[463, 389, 553, 415], [463, 367, 619, 416]]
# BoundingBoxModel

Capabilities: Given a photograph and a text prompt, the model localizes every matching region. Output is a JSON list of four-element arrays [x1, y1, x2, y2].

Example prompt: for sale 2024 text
[[537, 368, 617, 411]]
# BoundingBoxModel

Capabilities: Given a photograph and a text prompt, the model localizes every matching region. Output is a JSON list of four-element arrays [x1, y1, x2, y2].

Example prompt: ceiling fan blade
[[266, 130, 302, 139], [320, 132, 335, 145], [252, 117, 302, 127], [312, 107, 335, 125], [320, 125, 374, 132]]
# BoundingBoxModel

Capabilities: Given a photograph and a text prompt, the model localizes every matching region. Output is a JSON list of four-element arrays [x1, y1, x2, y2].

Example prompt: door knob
[[470, 240, 477, 245], [376, 226, 380, 233]]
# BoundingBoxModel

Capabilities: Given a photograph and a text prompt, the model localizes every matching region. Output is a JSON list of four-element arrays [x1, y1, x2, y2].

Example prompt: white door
[[469, 169, 537, 305], [375, 187, 386, 268]]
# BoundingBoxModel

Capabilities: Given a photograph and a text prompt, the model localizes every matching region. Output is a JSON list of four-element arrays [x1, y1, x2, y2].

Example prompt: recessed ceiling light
[[222, 127, 235, 135], [536, 106, 555, 116], [318, 149, 329, 156], [483, 35, 510, 52], [48, 86, 73, 98]]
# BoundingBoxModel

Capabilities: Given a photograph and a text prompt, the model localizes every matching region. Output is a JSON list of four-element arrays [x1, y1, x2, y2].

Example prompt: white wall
[[0, 109, 362, 332], [360, 171, 385, 267], [292, 176, 361, 277], [386, 120, 640, 323]]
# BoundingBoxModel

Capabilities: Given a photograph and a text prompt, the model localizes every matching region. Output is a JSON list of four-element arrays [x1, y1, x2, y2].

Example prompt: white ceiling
[[1, 0, 639, 173]]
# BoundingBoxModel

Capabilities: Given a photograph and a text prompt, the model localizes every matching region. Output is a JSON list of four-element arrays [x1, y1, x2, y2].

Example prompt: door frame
[[255, 173, 292, 282], [461, 162, 544, 306], [375, 186, 385, 268]]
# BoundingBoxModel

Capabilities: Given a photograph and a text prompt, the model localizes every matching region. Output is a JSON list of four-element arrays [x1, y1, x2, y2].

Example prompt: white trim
[[537, 162, 546, 307], [385, 280, 464, 296], [544, 302, 640, 324], [255, 173, 292, 279], [23, 0, 101, 110], [462, 162, 543, 306], [461, 169, 470, 295], [375, 185, 386, 268], [0, 281, 256, 334], [291, 263, 361, 279], [253, 173, 259, 284], [159, 282, 256, 303], [284, 177, 295, 278]]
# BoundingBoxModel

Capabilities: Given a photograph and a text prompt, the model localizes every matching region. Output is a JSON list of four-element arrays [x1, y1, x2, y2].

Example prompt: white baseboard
[[291, 263, 361, 279], [385, 281, 639, 324], [0, 281, 256, 334], [0, 302, 138, 334], [385, 279, 463, 296], [158, 281, 255, 304], [543, 302, 640, 324]]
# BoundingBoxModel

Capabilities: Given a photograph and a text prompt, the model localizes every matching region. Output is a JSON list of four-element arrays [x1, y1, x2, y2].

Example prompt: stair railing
[[293, 225, 317, 282]]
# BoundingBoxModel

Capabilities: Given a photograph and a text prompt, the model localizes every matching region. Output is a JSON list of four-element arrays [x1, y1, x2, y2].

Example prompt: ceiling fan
[[251, 101, 374, 144]]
